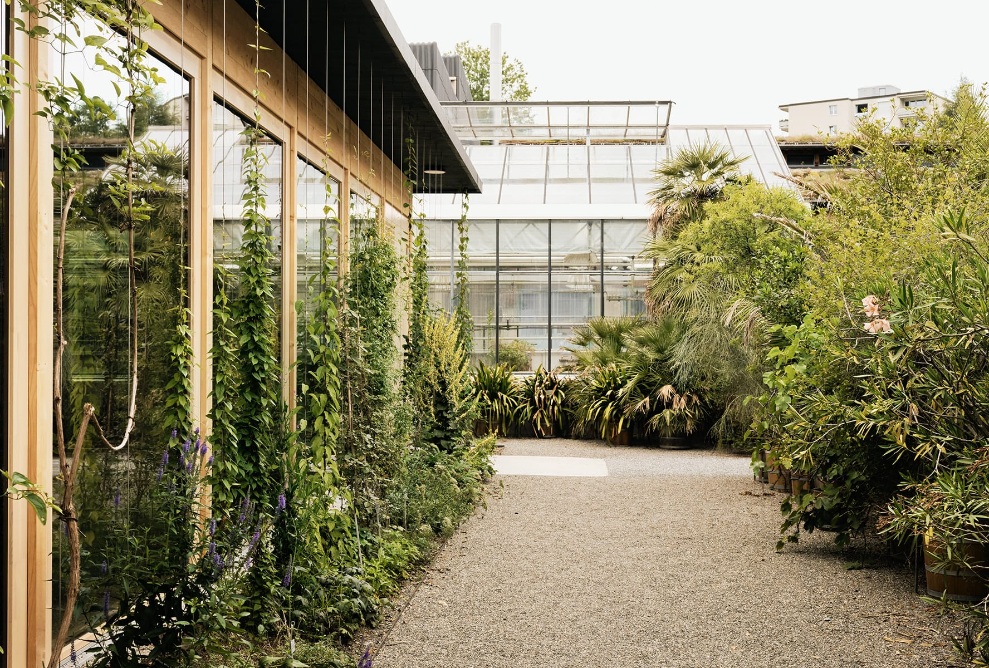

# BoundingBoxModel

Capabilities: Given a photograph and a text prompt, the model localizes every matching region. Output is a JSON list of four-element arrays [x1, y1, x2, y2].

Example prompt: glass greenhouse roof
[[419, 114, 797, 221], [443, 101, 673, 141]]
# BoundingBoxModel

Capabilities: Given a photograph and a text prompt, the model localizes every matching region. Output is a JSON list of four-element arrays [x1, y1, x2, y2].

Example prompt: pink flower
[[862, 295, 881, 318], [864, 318, 892, 334]]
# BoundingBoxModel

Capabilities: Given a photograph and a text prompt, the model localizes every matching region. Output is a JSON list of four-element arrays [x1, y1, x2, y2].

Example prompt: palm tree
[[647, 141, 745, 237]]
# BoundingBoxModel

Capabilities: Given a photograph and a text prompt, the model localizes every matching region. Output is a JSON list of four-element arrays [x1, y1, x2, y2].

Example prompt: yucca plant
[[471, 362, 521, 436], [573, 363, 632, 444], [518, 365, 567, 438]]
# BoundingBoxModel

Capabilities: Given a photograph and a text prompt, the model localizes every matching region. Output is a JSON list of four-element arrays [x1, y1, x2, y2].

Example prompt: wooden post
[[6, 4, 54, 666]]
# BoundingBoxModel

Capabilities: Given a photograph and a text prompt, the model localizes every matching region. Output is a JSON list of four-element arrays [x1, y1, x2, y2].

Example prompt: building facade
[[779, 85, 948, 137], [418, 101, 798, 369], [2, 1, 478, 665]]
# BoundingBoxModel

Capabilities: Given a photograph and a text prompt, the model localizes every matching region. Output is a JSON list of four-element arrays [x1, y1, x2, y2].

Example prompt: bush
[[496, 339, 534, 372]]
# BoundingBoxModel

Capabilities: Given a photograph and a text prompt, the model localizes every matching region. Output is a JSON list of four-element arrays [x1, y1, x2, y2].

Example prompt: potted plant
[[519, 365, 566, 438], [883, 461, 989, 602], [573, 363, 632, 445], [471, 361, 521, 436]]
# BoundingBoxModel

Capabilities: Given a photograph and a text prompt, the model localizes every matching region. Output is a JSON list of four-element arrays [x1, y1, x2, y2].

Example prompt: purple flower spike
[[187, 461, 195, 474], [276, 493, 287, 514], [103, 590, 111, 618], [245, 557, 253, 569], [207, 455, 214, 467], [200, 442, 208, 456], [161, 450, 169, 467], [182, 439, 191, 453], [358, 648, 373, 668], [113, 490, 121, 508], [171, 429, 178, 439], [208, 540, 216, 556], [282, 566, 292, 588], [156, 466, 164, 481], [250, 530, 261, 549], [194, 427, 200, 436], [209, 518, 217, 537], [100, 560, 108, 575]]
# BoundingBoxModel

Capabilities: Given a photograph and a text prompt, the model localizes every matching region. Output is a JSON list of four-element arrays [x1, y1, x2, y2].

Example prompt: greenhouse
[[419, 101, 796, 367]]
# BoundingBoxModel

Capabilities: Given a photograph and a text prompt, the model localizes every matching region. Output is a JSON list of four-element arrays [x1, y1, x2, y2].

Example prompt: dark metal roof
[[232, 0, 480, 194]]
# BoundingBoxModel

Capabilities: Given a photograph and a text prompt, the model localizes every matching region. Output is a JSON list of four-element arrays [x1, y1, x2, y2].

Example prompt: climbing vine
[[454, 193, 473, 356]]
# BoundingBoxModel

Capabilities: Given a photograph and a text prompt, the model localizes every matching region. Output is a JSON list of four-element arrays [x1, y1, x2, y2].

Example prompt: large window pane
[[498, 220, 548, 369], [52, 19, 191, 639], [603, 220, 649, 318], [552, 220, 602, 366]]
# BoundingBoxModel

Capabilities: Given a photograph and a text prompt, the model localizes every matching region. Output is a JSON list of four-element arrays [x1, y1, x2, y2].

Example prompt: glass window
[[828, 104, 838, 116], [295, 156, 339, 324], [498, 220, 549, 369], [545, 145, 589, 205], [602, 220, 648, 320], [212, 99, 284, 360], [295, 157, 339, 427], [500, 145, 546, 205], [551, 220, 602, 367], [52, 18, 191, 637], [589, 145, 634, 205]]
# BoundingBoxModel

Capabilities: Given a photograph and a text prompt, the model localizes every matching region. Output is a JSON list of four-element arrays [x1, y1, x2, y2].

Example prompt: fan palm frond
[[648, 141, 746, 237]]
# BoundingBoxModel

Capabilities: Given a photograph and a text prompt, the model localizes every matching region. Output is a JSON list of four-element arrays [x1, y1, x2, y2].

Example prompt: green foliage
[[417, 312, 477, 452], [339, 217, 404, 522], [471, 362, 521, 435], [454, 195, 473, 355], [2, 471, 58, 524], [496, 338, 534, 372], [648, 140, 745, 237], [518, 366, 567, 438], [389, 436, 495, 539], [90, 428, 262, 667], [450, 41, 535, 102], [642, 181, 811, 447], [800, 83, 989, 321]]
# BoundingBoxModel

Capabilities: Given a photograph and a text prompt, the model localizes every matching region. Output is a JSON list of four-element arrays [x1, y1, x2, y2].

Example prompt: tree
[[647, 141, 745, 237], [451, 41, 535, 102]]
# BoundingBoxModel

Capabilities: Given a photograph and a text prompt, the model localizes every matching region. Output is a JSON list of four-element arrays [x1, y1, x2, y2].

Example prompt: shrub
[[496, 339, 534, 372]]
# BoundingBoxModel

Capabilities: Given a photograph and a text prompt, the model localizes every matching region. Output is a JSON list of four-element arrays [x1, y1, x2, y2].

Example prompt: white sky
[[384, 0, 989, 128]]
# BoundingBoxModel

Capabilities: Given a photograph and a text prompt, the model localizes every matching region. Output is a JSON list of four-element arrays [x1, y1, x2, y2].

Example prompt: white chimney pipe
[[490, 23, 503, 102]]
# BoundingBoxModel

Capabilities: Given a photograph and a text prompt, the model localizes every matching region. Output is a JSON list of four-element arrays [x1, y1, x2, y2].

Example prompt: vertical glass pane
[[296, 157, 339, 316], [295, 157, 339, 414], [52, 18, 191, 641], [545, 145, 588, 205], [500, 146, 546, 205], [498, 220, 549, 370], [589, 145, 634, 204], [426, 219, 455, 312], [602, 220, 649, 319], [551, 220, 602, 368], [349, 191, 379, 236]]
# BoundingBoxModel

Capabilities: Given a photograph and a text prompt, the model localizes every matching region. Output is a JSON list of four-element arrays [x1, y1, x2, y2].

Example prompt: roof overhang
[[232, 0, 480, 194], [442, 101, 674, 142]]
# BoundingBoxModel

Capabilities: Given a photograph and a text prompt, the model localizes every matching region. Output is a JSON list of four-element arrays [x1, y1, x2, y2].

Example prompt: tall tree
[[647, 141, 745, 238], [451, 40, 535, 102]]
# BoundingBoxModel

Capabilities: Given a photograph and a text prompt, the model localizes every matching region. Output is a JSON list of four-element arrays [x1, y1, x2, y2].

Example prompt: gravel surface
[[371, 438, 961, 667]]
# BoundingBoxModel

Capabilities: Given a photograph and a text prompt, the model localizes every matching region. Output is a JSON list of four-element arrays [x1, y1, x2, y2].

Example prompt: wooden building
[[1, 1, 479, 665]]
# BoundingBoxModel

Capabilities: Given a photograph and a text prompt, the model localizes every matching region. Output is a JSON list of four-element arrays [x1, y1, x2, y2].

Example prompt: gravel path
[[373, 439, 960, 667]]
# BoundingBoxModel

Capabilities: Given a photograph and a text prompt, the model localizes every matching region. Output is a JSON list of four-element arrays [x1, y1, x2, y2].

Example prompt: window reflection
[[51, 18, 191, 639]]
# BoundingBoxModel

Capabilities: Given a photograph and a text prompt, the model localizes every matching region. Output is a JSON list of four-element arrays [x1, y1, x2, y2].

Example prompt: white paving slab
[[492, 455, 608, 477]]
